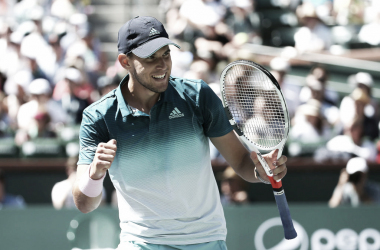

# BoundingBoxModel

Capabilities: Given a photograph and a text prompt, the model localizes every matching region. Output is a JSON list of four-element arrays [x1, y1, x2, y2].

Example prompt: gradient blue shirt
[[78, 75, 233, 245]]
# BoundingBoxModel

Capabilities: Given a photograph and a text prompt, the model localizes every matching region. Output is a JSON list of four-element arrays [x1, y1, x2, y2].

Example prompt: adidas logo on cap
[[149, 28, 160, 37], [169, 107, 184, 119]]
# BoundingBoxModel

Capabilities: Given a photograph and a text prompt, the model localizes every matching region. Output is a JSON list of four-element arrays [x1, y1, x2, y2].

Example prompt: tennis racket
[[219, 60, 297, 240]]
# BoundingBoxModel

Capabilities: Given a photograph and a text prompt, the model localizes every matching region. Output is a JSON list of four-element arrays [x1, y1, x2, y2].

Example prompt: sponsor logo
[[149, 28, 160, 36], [273, 190, 285, 196], [255, 217, 308, 250], [169, 107, 184, 119], [255, 217, 380, 250]]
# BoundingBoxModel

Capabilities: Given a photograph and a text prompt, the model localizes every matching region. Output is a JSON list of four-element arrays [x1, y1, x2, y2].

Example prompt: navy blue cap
[[117, 16, 180, 58]]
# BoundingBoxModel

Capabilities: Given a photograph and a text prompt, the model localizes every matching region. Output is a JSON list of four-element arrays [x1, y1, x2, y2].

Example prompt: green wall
[[0, 205, 379, 250]]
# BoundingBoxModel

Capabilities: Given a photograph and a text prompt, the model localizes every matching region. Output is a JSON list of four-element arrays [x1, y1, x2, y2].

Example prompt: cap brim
[[132, 37, 180, 58]]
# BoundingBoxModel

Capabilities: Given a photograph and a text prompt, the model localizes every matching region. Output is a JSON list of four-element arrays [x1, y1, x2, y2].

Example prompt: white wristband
[[78, 164, 105, 197]]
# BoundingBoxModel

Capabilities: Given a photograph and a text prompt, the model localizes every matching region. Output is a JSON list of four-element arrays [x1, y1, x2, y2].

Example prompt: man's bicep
[[199, 81, 232, 137], [210, 131, 249, 168]]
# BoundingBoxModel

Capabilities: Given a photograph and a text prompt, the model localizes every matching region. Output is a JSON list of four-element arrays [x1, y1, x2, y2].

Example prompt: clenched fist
[[90, 139, 117, 180]]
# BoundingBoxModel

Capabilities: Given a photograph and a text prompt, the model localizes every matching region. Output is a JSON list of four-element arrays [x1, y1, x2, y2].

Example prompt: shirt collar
[[115, 74, 132, 117]]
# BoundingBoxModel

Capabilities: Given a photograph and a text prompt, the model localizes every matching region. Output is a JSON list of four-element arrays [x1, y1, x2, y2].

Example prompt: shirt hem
[[119, 234, 227, 246]]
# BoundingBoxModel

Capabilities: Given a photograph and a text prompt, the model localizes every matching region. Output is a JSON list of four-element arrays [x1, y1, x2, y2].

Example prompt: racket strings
[[224, 65, 286, 148]]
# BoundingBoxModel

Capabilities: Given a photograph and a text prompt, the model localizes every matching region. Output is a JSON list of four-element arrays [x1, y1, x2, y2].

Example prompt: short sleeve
[[78, 109, 109, 165], [199, 81, 232, 137]]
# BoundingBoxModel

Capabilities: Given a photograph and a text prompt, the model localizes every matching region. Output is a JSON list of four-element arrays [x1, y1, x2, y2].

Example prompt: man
[[329, 157, 380, 208], [73, 16, 288, 250]]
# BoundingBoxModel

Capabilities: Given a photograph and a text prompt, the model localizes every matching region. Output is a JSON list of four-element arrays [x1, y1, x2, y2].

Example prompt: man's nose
[[156, 57, 167, 70]]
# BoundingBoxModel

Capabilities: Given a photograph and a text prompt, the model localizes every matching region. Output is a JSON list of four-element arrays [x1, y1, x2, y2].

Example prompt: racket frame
[[220, 60, 290, 179], [219, 60, 297, 240]]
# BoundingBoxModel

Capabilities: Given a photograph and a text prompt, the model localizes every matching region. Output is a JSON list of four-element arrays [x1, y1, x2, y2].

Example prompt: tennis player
[[73, 16, 288, 250]]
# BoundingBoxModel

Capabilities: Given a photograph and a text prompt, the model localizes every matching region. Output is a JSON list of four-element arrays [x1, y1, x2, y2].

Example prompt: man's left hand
[[251, 149, 288, 182]]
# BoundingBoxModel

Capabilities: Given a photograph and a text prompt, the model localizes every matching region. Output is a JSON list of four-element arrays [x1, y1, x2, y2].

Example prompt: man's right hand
[[90, 139, 117, 180]]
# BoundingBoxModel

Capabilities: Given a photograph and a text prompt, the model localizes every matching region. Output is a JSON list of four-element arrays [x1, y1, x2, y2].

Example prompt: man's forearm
[[233, 152, 261, 183], [73, 185, 103, 213], [73, 164, 103, 213]]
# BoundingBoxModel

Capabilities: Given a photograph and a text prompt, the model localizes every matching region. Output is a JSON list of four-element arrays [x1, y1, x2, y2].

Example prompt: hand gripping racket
[[220, 60, 297, 240]]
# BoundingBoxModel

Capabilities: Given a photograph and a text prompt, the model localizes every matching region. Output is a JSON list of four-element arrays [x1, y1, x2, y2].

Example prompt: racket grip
[[273, 189, 297, 240]]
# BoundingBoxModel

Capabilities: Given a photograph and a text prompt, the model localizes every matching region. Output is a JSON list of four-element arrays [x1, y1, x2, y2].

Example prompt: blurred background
[[0, 0, 380, 249]]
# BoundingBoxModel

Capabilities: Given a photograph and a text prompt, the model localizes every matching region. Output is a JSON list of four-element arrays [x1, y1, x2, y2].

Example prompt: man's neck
[[122, 79, 160, 114]]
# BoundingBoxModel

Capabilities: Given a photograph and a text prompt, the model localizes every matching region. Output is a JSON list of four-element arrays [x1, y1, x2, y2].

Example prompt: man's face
[[128, 46, 172, 93]]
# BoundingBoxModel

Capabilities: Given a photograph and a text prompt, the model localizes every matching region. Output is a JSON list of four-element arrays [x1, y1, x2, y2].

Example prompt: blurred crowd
[[157, 0, 380, 207], [0, 0, 123, 155], [157, 0, 380, 164], [0, 0, 380, 208]]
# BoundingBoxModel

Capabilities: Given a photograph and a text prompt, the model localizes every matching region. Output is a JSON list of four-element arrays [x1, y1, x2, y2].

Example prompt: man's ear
[[118, 54, 131, 69]]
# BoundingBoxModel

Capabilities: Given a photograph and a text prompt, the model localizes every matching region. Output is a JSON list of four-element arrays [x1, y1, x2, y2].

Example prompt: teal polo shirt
[[78, 75, 233, 245]]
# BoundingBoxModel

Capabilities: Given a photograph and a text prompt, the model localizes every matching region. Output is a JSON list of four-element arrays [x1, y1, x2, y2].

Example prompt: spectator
[[3, 70, 31, 128], [290, 98, 331, 143], [334, 0, 366, 25], [0, 169, 26, 209], [29, 111, 57, 139], [50, 0, 77, 20], [299, 66, 338, 106], [329, 157, 380, 207], [0, 92, 13, 137], [64, 15, 106, 78], [37, 33, 66, 84], [1, 27, 27, 78], [223, 0, 259, 37], [19, 21, 50, 81], [358, 7, 380, 46], [299, 74, 340, 126], [97, 75, 118, 98], [183, 59, 212, 83], [53, 67, 90, 124], [179, 0, 225, 31], [51, 157, 107, 209], [347, 72, 379, 140], [60, 13, 89, 52], [294, 2, 332, 53], [340, 86, 378, 141], [269, 57, 300, 118], [193, 24, 230, 60], [310, 65, 339, 105], [17, 78, 67, 132], [169, 40, 194, 77], [326, 117, 377, 162], [220, 166, 250, 205]]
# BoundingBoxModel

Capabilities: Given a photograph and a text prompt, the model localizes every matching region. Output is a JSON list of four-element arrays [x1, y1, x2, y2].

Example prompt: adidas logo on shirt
[[169, 107, 184, 119], [149, 28, 160, 36]]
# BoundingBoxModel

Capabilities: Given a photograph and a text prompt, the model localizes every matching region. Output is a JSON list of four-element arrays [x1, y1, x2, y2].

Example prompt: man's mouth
[[152, 73, 166, 79]]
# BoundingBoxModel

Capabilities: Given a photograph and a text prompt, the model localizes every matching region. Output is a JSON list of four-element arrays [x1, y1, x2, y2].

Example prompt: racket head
[[220, 60, 290, 153]]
